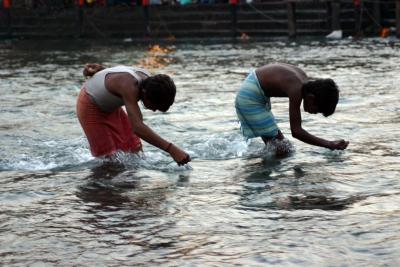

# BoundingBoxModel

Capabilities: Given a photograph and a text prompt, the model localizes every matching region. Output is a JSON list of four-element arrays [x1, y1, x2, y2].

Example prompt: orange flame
[[138, 44, 176, 71]]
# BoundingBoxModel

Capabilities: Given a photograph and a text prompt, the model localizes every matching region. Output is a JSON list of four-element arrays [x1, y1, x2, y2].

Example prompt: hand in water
[[83, 63, 105, 78], [329, 139, 349, 150], [169, 145, 191, 166]]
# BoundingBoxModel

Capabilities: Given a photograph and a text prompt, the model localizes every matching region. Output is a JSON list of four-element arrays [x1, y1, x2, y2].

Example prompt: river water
[[0, 38, 399, 266]]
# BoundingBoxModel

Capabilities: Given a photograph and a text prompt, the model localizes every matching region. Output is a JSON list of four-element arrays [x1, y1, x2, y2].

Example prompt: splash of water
[[0, 132, 297, 172]]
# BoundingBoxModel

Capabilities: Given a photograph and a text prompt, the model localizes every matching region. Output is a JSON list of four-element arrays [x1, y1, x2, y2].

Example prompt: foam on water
[[0, 138, 93, 171], [0, 132, 295, 172]]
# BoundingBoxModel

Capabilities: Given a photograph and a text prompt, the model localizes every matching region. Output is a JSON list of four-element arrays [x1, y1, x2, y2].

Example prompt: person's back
[[256, 63, 307, 98], [85, 66, 151, 113]]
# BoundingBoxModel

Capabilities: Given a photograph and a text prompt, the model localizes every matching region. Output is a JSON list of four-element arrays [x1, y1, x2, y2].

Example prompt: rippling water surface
[[1, 38, 400, 266]]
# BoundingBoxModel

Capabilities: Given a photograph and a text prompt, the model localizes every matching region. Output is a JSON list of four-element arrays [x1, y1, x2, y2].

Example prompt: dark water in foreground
[[0, 39, 400, 266]]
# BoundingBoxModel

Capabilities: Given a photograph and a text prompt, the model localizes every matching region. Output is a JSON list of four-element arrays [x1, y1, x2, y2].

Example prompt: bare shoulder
[[256, 63, 290, 76], [256, 63, 305, 96], [282, 63, 308, 79], [258, 63, 304, 81], [105, 72, 140, 100], [262, 63, 306, 76]]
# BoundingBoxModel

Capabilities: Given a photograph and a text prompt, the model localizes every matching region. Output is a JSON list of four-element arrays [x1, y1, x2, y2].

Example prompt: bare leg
[[262, 130, 284, 143]]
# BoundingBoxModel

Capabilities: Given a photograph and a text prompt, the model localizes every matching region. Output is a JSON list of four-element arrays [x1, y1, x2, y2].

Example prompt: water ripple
[[0, 39, 400, 266]]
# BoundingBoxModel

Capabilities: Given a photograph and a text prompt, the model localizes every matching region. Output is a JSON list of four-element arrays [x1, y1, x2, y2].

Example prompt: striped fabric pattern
[[235, 71, 279, 139]]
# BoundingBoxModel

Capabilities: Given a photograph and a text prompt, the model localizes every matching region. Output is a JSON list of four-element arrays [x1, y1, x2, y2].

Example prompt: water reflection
[[76, 162, 134, 208], [280, 194, 366, 211], [76, 162, 172, 211], [238, 155, 364, 211], [74, 162, 178, 256]]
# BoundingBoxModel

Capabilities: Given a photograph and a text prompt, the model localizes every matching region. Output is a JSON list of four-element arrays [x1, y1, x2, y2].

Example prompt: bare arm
[[115, 76, 191, 165], [288, 85, 348, 150], [124, 95, 171, 151], [288, 91, 330, 148]]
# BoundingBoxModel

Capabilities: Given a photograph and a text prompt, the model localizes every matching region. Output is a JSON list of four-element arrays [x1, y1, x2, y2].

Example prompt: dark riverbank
[[0, 1, 398, 40]]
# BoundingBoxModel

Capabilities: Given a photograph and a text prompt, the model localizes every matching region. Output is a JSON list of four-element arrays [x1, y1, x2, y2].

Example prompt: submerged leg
[[261, 130, 291, 157]]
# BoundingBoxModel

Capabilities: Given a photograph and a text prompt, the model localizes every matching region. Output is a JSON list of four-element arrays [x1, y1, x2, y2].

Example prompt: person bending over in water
[[77, 63, 191, 166], [235, 63, 349, 156]]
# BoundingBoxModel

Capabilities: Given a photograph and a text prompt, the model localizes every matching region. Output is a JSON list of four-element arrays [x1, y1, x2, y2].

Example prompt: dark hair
[[302, 78, 339, 117], [141, 74, 176, 112]]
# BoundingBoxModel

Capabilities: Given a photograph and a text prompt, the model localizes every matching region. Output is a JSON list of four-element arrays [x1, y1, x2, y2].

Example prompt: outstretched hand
[[83, 63, 105, 78], [168, 144, 191, 166], [329, 139, 349, 150]]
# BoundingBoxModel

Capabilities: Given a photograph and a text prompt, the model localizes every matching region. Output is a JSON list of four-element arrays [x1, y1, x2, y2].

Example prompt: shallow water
[[1, 38, 400, 266]]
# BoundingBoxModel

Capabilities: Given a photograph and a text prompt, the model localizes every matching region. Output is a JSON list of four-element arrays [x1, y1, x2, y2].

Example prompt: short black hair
[[302, 78, 339, 117], [141, 74, 176, 112]]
